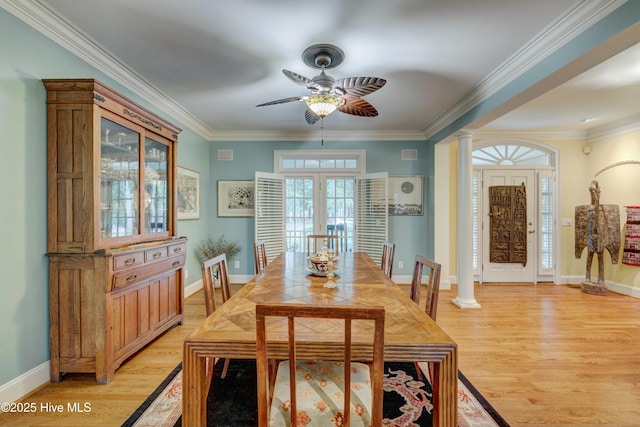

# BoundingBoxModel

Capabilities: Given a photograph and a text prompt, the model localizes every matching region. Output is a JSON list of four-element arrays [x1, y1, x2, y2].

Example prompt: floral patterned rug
[[122, 360, 509, 427]]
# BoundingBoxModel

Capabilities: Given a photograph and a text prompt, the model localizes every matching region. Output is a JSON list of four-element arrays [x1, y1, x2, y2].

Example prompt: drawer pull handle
[[126, 274, 138, 282], [153, 251, 163, 259], [172, 261, 180, 267], [124, 257, 136, 266], [173, 247, 182, 253]]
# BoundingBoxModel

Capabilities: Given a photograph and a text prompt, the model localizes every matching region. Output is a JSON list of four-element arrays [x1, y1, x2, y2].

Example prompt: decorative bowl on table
[[307, 255, 339, 276]]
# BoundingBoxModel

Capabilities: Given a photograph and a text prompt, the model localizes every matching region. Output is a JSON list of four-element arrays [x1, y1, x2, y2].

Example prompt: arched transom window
[[472, 143, 553, 166]]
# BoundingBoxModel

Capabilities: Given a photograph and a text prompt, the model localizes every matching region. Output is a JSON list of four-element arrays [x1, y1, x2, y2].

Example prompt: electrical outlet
[[234, 260, 240, 269], [398, 261, 404, 269], [184, 269, 189, 279]]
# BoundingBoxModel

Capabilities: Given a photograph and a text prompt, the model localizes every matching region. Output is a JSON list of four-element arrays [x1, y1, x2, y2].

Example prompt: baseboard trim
[[0, 361, 50, 404], [449, 274, 639, 299], [184, 278, 203, 298], [604, 280, 640, 298], [390, 274, 452, 290]]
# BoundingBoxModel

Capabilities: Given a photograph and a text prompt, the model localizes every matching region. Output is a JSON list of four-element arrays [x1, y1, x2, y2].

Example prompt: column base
[[451, 297, 481, 309]]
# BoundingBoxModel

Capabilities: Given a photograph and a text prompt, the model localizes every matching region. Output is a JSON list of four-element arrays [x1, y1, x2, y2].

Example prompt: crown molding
[[467, 114, 640, 143], [207, 129, 427, 142], [0, 0, 427, 142], [0, 0, 217, 140], [586, 113, 640, 142], [422, 0, 627, 141], [2, 0, 627, 143], [473, 129, 588, 141]]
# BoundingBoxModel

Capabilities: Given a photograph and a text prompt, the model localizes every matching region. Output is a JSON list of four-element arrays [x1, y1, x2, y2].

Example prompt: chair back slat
[[381, 241, 396, 278], [255, 303, 385, 427], [254, 240, 268, 274], [200, 253, 231, 316], [410, 255, 442, 320]]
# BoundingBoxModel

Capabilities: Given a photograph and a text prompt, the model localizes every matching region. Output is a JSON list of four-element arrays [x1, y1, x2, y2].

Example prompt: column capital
[[455, 129, 475, 140]]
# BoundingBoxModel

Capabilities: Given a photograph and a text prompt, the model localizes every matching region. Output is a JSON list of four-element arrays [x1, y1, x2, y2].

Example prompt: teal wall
[[0, 7, 434, 391], [0, 9, 210, 387], [209, 140, 435, 278]]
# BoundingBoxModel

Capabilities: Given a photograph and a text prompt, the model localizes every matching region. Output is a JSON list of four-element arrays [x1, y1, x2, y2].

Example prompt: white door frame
[[472, 138, 560, 285]]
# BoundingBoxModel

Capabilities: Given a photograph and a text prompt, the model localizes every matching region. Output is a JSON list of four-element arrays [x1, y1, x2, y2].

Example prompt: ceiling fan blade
[[333, 77, 386, 98], [283, 69, 322, 91], [256, 96, 305, 107], [338, 97, 379, 117], [305, 109, 320, 124]]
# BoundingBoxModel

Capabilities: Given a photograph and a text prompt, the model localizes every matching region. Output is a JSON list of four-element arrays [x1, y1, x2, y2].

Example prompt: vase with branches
[[195, 236, 241, 289], [195, 235, 241, 262]]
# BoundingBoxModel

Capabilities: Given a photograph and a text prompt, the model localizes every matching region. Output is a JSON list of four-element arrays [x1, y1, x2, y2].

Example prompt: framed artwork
[[388, 176, 424, 215], [218, 180, 255, 217], [176, 166, 200, 220]]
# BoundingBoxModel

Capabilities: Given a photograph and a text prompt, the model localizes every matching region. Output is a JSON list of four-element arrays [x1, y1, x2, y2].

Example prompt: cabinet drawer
[[113, 252, 144, 270], [145, 247, 167, 263], [168, 242, 186, 257], [112, 255, 186, 289]]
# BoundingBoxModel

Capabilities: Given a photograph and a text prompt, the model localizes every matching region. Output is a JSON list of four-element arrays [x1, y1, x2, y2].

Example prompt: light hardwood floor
[[2, 283, 640, 426]]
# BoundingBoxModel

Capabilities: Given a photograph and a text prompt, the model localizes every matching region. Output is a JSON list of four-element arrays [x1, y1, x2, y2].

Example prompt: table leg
[[183, 343, 209, 427], [431, 347, 458, 427]]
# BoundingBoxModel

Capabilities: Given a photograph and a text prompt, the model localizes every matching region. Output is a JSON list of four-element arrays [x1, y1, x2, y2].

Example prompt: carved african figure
[[575, 180, 620, 294]]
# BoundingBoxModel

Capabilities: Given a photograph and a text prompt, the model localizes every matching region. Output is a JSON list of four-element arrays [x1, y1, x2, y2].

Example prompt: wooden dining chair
[[381, 241, 396, 278], [253, 240, 268, 274], [200, 253, 232, 379], [410, 255, 442, 381], [306, 234, 339, 256], [256, 303, 385, 427]]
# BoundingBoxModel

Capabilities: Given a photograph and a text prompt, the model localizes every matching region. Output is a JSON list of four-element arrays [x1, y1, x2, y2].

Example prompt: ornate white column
[[452, 130, 481, 309]]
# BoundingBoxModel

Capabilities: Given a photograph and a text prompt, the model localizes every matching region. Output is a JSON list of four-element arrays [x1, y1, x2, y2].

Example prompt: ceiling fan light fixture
[[305, 94, 344, 118]]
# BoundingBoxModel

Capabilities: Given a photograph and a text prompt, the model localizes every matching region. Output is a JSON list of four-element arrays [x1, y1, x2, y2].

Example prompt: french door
[[284, 175, 356, 253], [256, 170, 387, 261]]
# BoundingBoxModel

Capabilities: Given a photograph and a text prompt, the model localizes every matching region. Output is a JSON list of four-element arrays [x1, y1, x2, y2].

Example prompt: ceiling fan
[[256, 44, 386, 124]]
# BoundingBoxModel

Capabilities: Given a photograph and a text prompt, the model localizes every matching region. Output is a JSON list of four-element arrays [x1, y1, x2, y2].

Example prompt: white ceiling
[[5, 0, 640, 140]]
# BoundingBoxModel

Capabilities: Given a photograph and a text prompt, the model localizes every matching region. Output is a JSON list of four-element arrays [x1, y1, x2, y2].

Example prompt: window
[[538, 172, 554, 273], [472, 144, 552, 166], [264, 151, 387, 259]]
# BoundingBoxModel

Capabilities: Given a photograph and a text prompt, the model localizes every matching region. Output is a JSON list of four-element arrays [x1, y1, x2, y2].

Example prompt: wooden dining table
[[183, 252, 458, 426]]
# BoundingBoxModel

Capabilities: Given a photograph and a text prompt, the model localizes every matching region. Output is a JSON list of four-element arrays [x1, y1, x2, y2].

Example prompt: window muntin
[[472, 144, 552, 166]]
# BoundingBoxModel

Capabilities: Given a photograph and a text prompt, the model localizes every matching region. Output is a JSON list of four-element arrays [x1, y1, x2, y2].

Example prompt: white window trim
[[274, 150, 366, 174]]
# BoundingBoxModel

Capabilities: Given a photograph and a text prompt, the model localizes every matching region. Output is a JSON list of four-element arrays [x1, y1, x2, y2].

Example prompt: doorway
[[472, 140, 558, 284], [284, 175, 355, 253]]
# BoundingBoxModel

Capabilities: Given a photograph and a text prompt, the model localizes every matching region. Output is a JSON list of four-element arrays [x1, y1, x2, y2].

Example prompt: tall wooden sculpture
[[575, 180, 620, 295]]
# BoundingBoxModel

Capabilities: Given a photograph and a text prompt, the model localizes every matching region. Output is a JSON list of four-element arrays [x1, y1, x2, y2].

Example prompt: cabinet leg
[[50, 361, 61, 383]]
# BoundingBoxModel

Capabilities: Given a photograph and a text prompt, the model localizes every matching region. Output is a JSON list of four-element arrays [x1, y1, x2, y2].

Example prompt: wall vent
[[402, 149, 418, 160], [217, 149, 233, 161]]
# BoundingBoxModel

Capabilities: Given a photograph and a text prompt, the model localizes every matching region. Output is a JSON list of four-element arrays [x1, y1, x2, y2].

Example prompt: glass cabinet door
[[100, 118, 140, 238], [144, 138, 169, 234]]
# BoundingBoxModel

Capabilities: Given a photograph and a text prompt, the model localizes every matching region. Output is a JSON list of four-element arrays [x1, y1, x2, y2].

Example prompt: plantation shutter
[[355, 172, 388, 262], [255, 172, 285, 262]]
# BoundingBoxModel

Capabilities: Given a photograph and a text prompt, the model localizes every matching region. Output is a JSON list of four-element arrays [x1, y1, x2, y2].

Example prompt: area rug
[[122, 359, 509, 427]]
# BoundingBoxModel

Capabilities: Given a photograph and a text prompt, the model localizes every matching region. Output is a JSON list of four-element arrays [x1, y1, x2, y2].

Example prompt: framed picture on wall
[[388, 176, 424, 215], [218, 180, 255, 217], [177, 167, 200, 220]]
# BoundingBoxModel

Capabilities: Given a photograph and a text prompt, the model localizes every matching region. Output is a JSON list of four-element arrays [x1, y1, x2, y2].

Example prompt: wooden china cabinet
[[44, 79, 186, 383]]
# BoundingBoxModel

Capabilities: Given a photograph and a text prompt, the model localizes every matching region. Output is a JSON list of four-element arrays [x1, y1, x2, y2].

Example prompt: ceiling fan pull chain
[[321, 117, 325, 146]]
